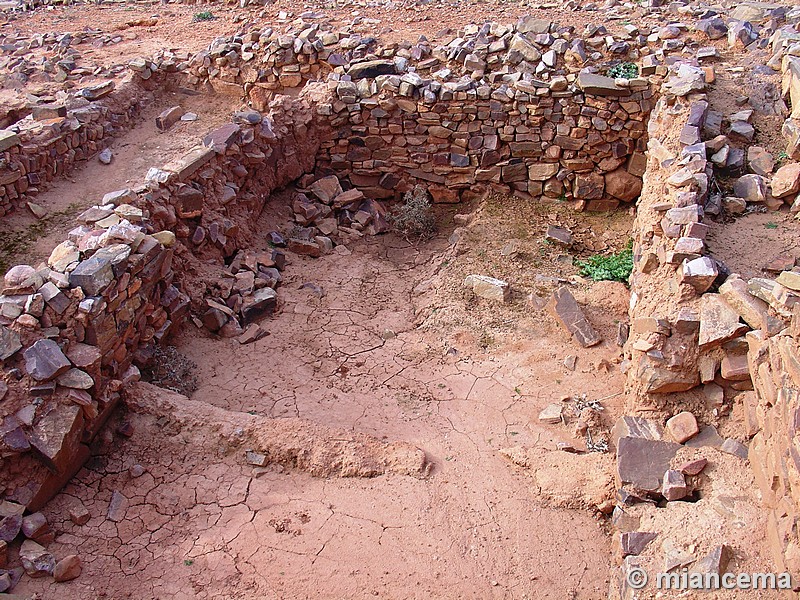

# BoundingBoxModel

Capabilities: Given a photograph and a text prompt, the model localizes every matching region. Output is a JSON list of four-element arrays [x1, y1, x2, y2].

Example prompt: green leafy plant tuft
[[608, 62, 639, 80], [193, 11, 215, 21], [576, 241, 634, 284]]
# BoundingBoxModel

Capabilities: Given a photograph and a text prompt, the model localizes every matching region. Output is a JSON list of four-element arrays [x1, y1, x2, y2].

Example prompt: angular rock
[[0, 326, 22, 361], [680, 458, 708, 476], [528, 163, 559, 181], [309, 176, 343, 204], [66, 344, 102, 369], [699, 294, 750, 348], [48, 241, 80, 272], [719, 276, 772, 331], [612, 416, 664, 444], [538, 403, 563, 424], [771, 163, 800, 198], [246, 451, 268, 467], [733, 174, 766, 203], [544, 225, 573, 247], [463, 275, 511, 303], [24, 340, 71, 381], [547, 287, 601, 347], [721, 352, 749, 381], [19, 540, 54, 578], [604, 169, 642, 202], [39, 281, 70, 314], [695, 545, 730, 576], [680, 256, 718, 294], [69, 504, 90, 526], [155, 106, 185, 131], [28, 403, 84, 473], [287, 238, 322, 258], [720, 438, 748, 459], [348, 59, 397, 79], [0, 129, 20, 152], [620, 531, 657, 557], [746, 147, 774, 176], [576, 72, 629, 97], [107, 490, 128, 522], [57, 368, 94, 390], [69, 255, 114, 296], [54, 555, 81, 582], [662, 469, 690, 501], [241, 287, 278, 324], [777, 271, 800, 291], [0, 515, 22, 543], [21, 512, 49, 540], [617, 436, 681, 492]]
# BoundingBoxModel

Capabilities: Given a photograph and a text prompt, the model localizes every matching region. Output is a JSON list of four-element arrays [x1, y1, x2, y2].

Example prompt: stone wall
[[0, 14, 662, 523], [621, 53, 800, 578], [0, 78, 159, 217], [182, 18, 655, 210], [313, 72, 650, 209], [0, 86, 328, 510], [747, 306, 800, 574]]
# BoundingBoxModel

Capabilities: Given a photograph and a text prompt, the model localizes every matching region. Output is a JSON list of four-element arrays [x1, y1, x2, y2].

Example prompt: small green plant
[[192, 11, 215, 21], [184, 560, 194, 566], [514, 386, 522, 395], [576, 241, 634, 284], [608, 62, 639, 80], [765, 221, 779, 229], [388, 185, 436, 242], [777, 150, 790, 166]]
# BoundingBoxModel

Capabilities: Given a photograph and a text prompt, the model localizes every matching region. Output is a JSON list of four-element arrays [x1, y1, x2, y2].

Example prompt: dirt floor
[[12, 192, 632, 599]]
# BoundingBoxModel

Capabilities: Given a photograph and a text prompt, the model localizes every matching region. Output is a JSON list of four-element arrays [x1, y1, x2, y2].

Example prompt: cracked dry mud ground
[[17, 202, 627, 599]]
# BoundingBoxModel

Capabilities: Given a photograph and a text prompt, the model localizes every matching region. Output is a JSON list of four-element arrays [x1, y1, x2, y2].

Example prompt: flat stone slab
[[69, 255, 114, 297], [699, 294, 749, 348], [0, 325, 22, 361], [617, 436, 681, 492], [547, 287, 601, 347], [576, 72, 631, 97], [348, 59, 397, 79], [23, 339, 71, 381], [0, 129, 20, 152], [28, 403, 84, 473]]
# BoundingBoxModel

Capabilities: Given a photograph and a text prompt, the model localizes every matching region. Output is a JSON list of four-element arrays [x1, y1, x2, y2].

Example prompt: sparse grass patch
[[0, 203, 81, 273]]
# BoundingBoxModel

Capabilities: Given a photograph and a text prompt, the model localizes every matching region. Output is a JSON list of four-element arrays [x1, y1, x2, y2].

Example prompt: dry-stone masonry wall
[[620, 50, 800, 577], [0, 79, 159, 217], [0, 84, 327, 511], [183, 18, 654, 210]]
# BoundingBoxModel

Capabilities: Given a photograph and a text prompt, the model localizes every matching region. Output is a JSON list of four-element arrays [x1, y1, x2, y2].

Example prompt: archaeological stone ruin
[[0, 0, 800, 596]]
